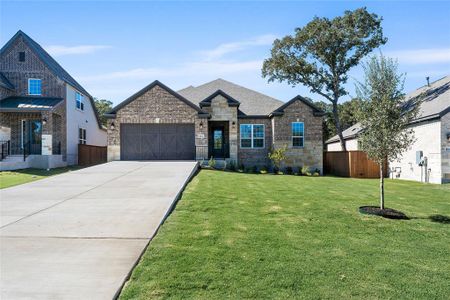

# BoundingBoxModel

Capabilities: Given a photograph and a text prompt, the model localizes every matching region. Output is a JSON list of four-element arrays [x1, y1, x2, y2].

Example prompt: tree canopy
[[94, 98, 113, 127], [262, 7, 387, 150]]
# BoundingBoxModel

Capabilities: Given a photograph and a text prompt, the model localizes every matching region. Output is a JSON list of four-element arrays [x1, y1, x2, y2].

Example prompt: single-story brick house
[[0, 31, 106, 170], [105, 79, 325, 172], [325, 75, 450, 184]]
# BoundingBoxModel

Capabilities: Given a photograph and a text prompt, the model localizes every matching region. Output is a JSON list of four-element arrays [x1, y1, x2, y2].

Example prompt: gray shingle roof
[[178, 78, 284, 115], [0, 72, 14, 90], [0, 96, 63, 111], [325, 75, 450, 144]]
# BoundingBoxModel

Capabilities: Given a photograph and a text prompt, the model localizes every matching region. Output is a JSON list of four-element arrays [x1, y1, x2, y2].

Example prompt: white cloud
[[199, 34, 278, 61], [45, 45, 111, 56], [387, 48, 450, 64]]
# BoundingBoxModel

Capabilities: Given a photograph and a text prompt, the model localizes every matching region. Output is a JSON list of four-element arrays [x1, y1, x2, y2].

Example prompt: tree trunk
[[332, 100, 347, 151], [379, 162, 384, 210]]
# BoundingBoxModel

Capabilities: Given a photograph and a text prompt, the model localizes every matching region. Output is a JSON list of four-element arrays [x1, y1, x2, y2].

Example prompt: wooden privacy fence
[[78, 144, 107, 166], [324, 151, 387, 178]]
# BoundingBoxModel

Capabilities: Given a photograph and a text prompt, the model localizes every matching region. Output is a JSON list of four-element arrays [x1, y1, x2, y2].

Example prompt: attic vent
[[18, 52, 25, 62]]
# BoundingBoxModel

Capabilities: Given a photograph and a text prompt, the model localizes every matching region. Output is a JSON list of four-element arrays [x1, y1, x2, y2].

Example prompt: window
[[292, 122, 304, 147], [78, 128, 86, 144], [28, 79, 41, 95], [76, 92, 84, 111], [18, 52, 25, 62], [240, 124, 265, 149]]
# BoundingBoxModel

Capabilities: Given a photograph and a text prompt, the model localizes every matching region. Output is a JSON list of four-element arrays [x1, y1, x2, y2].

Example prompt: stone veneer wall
[[237, 118, 272, 167], [440, 112, 450, 183], [202, 95, 238, 162], [107, 85, 208, 161], [272, 100, 323, 173]]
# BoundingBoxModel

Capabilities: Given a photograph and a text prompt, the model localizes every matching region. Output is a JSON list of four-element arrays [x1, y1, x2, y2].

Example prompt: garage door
[[120, 124, 195, 160]]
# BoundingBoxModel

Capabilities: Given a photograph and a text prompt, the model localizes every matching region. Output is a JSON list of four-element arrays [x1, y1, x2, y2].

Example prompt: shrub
[[295, 166, 302, 175], [252, 166, 258, 173], [272, 166, 279, 174], [227, 160, 236, 171], [285, 166, 293, 175], [268, 145, 287, 171], [208, 157, 216, 168], [238, 163, 245, 172], [245, 166, 253, 173], [301, 166, 310, 176], [260, 166, 268, 174]]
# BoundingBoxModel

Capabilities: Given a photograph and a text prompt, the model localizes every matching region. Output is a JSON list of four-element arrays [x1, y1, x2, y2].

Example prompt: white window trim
[[78, 127, 87, 145], [27, 78, 41, 95], [75, 92, 84, 112], [292, 122, 304, 148], [240, 124, 265, 149]]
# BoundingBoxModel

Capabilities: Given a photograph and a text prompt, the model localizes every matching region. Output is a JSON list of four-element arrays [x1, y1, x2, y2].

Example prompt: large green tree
[[262, 7, 387, 151], [356, 55, 419, 209], [93, 98, 113, 127]]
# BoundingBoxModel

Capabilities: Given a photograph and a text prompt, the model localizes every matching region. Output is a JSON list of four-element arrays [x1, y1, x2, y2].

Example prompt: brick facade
[[0, 34, 67, 160], [238, 118, 272, 167], [107, 84, 208, 161], [272, 100, 323, 173]]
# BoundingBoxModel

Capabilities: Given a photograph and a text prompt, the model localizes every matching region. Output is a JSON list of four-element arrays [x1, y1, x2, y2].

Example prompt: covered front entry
[[208, 121, 229, 159], [120, 123, 195, 160]]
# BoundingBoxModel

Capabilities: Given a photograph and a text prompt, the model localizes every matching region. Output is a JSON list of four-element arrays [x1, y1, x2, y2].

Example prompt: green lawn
[[120, 170, 450, 299], [0, 166, 82, 189]]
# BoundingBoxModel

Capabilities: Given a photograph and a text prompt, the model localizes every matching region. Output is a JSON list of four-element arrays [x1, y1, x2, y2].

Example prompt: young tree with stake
[[262, 7, 387, 151], [356, 55, 420, 210]]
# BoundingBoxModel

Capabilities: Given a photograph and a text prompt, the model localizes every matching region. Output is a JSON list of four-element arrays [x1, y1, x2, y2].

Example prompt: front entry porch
[[0, 107, 66, 170], [208, 121, 230, 159]]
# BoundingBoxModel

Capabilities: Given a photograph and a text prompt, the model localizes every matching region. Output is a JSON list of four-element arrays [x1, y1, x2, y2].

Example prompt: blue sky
[[1, 1, 449, 105]]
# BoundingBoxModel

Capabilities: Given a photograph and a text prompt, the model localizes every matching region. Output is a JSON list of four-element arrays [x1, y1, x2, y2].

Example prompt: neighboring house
[[105, 79, 325, 172], [0, 31, 106, 170], [325, 76, 450, 184]]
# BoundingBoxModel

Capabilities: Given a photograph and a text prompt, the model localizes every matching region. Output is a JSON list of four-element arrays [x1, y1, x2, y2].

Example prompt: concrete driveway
[[0, 161, 198, 299]]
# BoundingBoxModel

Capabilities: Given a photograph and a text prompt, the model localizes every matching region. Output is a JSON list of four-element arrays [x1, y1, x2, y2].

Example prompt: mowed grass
[[0, 166, 81, 189], [120, 170, 450, 299]]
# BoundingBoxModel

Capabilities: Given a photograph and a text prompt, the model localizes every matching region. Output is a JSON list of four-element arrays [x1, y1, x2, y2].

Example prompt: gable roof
[[0, 72, 14, 90], [199, 89, 240, 107], [271, 95, 326, 117], [0, 96, 63, 112], [178, 78, 284, 115], [0, 30, 103, 129], [106, 80, 208, 117], [325, 75, 450, 144]]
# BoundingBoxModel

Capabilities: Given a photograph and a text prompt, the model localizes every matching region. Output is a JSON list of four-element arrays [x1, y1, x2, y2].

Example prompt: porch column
[[41, 111, 53, 155]]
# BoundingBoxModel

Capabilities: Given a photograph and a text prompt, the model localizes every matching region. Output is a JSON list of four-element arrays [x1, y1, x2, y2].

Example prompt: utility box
[[416, 150, 423, 165]]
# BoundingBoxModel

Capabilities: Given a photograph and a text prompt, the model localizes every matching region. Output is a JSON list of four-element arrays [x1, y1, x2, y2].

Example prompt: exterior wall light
[[232, 121, 236, 128], [110, 122, 115, 130], [199, 121, 203, 129], [42, 118, 47, 125]]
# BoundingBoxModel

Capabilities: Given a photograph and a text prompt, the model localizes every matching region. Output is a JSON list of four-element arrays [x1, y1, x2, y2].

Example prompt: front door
[[211, 126, 225, 158], [22, 120, 42, 155]]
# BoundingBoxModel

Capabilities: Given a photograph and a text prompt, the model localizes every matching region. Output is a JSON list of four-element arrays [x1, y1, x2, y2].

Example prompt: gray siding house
[[0, 31, 106, 170], [106, 79, 325, 172]]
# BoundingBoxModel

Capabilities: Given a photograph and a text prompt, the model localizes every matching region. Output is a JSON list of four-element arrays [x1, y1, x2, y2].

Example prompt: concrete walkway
[[0, 161, 198, 299]]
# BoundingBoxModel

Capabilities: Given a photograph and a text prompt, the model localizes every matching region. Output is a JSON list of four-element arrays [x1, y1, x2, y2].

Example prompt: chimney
[[426, 76, 430, 87]]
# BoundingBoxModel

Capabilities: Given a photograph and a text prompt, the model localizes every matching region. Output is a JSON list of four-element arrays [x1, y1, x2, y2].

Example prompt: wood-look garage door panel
[[120, 124, 195, 160]]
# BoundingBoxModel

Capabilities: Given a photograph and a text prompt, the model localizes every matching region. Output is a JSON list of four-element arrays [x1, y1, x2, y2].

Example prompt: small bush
[[238, 163, 245, 173], [252, 166, 258, 173], [272, 166, 279, 174], [301, 166, 310, 176], [260, 166, 268, 174], [285, 166, 293, 175], [227, 160, 236, 171], [208, 157, 216, 168], [245, 166, 253, 173]]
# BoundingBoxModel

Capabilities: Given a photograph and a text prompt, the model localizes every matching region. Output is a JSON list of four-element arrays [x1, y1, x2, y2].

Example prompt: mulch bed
[[359, 206, 409, 220]]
